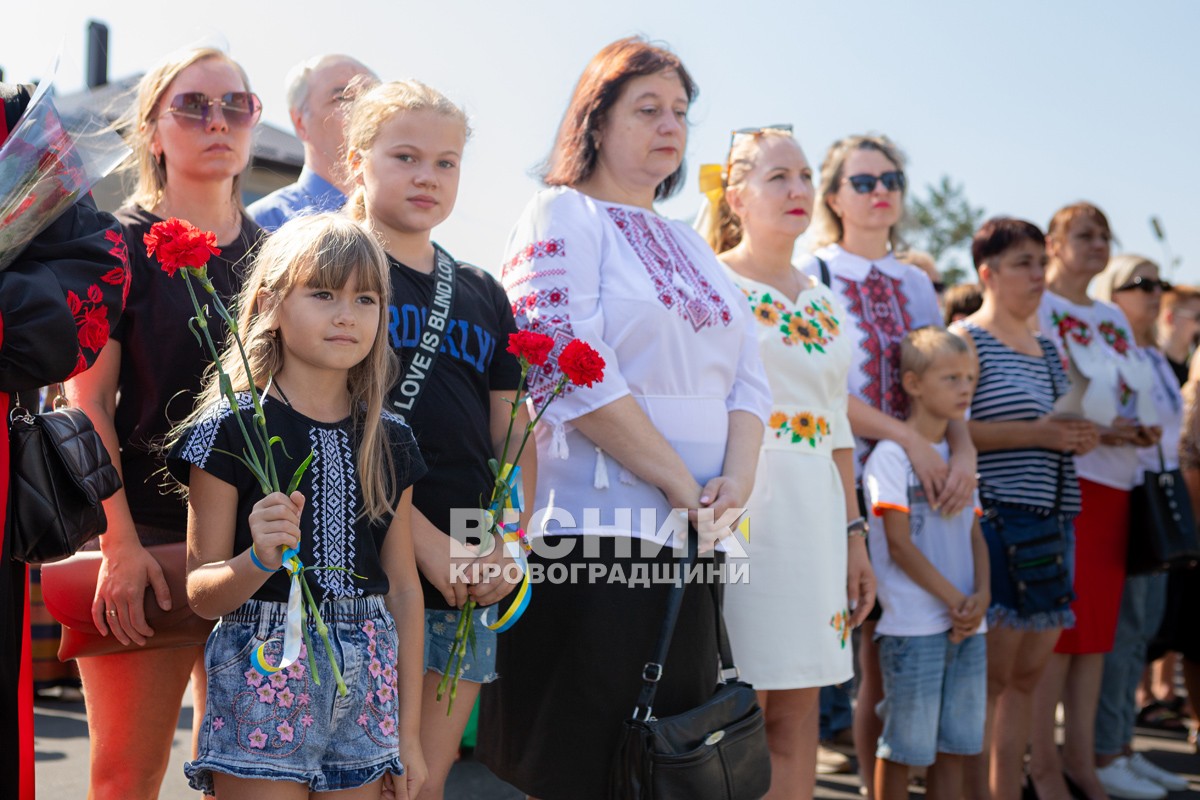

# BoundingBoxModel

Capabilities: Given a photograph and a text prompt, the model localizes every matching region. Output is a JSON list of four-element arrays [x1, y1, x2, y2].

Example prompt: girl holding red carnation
[[344, 78, 537, 800], [65, 47, 264, 799]]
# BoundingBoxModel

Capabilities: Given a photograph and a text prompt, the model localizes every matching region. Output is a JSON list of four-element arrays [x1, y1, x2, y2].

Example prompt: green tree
[[906, 176, 985, 288]]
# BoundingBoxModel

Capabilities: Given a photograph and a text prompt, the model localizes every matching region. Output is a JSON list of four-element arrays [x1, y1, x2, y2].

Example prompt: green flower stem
[[194, 270, 280, 492], [181, 271, 272, 493], [299, 573, 347, 696], [508, 375, 568, 471]]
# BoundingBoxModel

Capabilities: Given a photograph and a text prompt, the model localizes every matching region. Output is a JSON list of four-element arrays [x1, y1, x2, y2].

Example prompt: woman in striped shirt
[[953, 218, 1098, 800]]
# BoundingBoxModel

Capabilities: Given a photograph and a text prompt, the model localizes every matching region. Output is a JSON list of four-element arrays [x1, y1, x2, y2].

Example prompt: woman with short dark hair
[[952, 217, 1094, 800], [477, 37, 770, 799]]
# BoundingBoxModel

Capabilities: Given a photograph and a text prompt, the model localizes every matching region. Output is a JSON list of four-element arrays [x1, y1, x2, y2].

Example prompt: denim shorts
[[875, 632, 986, 766], [185, 596, 405, 793], [424, 608, 498, 684]]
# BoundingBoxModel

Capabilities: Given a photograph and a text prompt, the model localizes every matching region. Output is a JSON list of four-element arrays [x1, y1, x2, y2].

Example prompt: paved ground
[[33, 685, 1200, 798]]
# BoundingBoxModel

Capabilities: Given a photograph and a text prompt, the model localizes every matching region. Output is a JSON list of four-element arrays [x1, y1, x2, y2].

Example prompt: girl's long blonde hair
[[175, 214, 400, 521], [121, 47, 254, 210], [343, 79, 471, 224]]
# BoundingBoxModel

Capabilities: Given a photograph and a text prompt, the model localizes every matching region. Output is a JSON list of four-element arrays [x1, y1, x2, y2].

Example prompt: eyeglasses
[[1115, 276, 1171, 294], [727, 124, 793, 161], [844, 171, 906, 194], [163, 92, 262, 129]]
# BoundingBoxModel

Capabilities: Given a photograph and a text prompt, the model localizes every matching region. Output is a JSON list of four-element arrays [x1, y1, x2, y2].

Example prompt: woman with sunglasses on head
[[64, 47, 263, 799], [1028, 204, 1161, 800], [1087, 255, 1189, 799], [802, 134, 977, 797], [699, 126, 875, 800]]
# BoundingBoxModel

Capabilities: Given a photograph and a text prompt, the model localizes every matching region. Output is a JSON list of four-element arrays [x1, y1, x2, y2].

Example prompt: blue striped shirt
[[961, 322, 1081, 514]]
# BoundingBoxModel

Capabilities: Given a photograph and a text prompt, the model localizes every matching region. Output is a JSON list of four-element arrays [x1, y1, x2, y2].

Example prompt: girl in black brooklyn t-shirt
[[344, 79, 535, 796], [167, 214, 428, 795]]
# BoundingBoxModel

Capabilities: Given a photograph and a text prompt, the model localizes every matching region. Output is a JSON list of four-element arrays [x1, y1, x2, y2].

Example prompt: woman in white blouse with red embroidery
[[1030, 204, 1161, 800], [476, 37, 770, 800]]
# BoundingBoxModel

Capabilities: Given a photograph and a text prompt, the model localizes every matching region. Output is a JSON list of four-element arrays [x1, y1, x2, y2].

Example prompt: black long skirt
[[477, 535, 723, 800]]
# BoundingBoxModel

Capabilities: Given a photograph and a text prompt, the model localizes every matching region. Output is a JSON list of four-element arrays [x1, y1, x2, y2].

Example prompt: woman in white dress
[[700, 127, 875, 800], [476, 38, 771, 800]]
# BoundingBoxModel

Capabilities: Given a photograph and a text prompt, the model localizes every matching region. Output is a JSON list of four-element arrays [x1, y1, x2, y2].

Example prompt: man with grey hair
[[248, 54, 376, 232]]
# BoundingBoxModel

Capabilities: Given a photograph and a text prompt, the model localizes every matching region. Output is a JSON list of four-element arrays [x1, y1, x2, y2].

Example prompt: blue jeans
[[1094, 573, 1167, 755], [876, 632, 986, 767], [820, 681, 853, 739]]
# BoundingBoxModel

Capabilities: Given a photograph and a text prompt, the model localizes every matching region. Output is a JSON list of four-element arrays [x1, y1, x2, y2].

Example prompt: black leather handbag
[[610, 531, 771, 800], [7, 394, 121, 564], [1128, 443, 1200, 575]]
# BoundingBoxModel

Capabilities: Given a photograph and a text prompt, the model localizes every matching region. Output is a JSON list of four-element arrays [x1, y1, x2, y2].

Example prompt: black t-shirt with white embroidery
[[386, 253, 522, 610], [168, 393, 427, 603], [112, 205, 264, 533]]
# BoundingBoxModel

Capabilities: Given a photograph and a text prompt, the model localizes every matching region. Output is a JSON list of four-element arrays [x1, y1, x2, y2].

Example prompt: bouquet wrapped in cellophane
[[0, 68, 130, 271]]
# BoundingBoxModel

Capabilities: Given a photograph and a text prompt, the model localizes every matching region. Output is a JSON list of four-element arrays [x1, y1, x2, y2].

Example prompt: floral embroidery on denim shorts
[[185, 596, 406, 793]]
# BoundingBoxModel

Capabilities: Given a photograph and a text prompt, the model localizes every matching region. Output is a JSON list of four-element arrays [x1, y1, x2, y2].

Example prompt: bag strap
[[631, 529, 737, 721], [817, 257, 831, 288], [389, 244, 457, 423]]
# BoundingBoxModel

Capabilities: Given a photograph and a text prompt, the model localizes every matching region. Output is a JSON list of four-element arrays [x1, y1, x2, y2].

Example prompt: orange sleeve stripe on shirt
[[872, 502, 910, 517]]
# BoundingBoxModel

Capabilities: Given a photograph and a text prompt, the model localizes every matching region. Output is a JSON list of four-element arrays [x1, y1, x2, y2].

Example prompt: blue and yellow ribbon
[[483, 463, 532, 633], [251, 546, 304, 676]]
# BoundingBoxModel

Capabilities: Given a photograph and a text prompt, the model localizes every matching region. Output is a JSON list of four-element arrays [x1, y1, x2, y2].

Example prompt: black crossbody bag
[[610, 530, 771, 800], [389, 244, 457, 422], [7, 387, 122, 564]]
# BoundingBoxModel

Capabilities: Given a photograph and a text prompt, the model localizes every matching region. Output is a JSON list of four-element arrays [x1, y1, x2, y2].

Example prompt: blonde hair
[[810, 134, 907, 251], [173, 214, 401, 522], [344, 79, 471, 223], [900, 326, 970, 379], [122, 48, 254, 210], [1093, 253, 1158, 304], [700, 128, 794, 254]]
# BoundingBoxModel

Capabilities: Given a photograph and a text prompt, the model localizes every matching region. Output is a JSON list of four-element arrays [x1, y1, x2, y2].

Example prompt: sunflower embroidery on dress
[[741, 288, 841, 353], [767, 410, 830, 447], [829, 608, 851, 649]]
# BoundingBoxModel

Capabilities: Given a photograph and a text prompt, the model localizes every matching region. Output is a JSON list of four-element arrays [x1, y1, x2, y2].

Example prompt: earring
[[267, 329, 278, 339]]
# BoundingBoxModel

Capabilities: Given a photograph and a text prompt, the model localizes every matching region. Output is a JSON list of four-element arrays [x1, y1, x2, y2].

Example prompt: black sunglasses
[[1115, 276, 1171, 294], [164, 91, 262, 129], [844, 170, 906, 194], [727, 124, 793, 161]]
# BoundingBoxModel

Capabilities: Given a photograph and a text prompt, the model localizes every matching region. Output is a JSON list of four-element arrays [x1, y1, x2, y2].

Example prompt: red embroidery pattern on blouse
[[501, 239, 566, 281], [511, 286, 580, 405], [605, 207, 733, 332], [838, 266, 914, 424]]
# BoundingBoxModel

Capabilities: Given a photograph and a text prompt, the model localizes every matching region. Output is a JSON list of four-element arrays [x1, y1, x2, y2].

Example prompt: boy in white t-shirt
[[863, 327, 990, 800]]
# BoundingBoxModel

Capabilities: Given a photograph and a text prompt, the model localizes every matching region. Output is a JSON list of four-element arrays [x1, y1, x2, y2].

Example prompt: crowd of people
[[1, 33, 1197, 800]]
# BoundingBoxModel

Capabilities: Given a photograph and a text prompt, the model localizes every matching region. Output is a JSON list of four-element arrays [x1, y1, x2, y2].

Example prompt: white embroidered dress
[[501, 187, 771, 546], [722, 274, 855, 688]]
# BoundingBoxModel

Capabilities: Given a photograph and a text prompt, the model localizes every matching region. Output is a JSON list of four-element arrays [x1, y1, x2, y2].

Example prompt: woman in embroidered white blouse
[[477, 37, 770, 800]]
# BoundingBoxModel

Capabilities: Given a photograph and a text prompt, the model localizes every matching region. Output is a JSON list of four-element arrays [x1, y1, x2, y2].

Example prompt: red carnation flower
[[144, 217, 220, 277], [558, 339, 605, 388], [507, 330, 555, 367]]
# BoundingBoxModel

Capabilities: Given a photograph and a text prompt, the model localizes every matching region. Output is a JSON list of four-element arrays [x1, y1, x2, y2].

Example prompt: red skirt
[[1055, 479, 1130, 655]]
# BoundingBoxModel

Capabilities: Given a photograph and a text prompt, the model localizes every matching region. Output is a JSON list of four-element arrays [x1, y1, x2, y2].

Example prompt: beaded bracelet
[[846, 516, 869, 538], [248, 544, 278, 573]]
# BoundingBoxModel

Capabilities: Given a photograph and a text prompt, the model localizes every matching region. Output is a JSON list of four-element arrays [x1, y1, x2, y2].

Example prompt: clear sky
[[6, 0, 1199, 281]]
